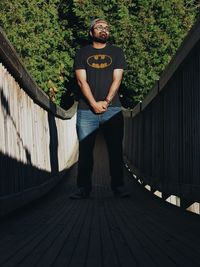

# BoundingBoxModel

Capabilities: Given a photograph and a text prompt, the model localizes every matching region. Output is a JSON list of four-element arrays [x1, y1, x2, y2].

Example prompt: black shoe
[[113, 186, 130, 198], [69, 187, 90, 199]]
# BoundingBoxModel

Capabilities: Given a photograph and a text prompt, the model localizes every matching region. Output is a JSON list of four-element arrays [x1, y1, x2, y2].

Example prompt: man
[[70, 18, 129, 198]]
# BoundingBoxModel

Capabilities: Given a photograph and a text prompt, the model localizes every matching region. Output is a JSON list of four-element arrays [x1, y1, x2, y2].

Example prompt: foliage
[[0, 0, 74, 105], [0, 0, 199, 107]]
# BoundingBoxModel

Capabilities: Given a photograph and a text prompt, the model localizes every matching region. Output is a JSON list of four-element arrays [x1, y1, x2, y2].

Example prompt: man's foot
[[69, 187, 90, 199], [113, 186, 130, 198]]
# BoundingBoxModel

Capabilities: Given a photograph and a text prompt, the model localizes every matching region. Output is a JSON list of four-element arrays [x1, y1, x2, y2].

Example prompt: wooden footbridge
[[0, 18, 200, 267]]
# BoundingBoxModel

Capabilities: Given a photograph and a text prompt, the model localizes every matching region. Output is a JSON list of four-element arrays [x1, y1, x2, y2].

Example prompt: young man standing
[[70, 18, 129, 198]]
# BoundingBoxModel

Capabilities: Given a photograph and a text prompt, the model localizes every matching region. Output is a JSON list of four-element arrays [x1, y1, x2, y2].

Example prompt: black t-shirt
[[73, 43, 127, 109]]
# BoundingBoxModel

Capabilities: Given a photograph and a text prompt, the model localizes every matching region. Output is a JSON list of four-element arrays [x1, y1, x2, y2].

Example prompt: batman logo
[[87, 54, 112, 69]]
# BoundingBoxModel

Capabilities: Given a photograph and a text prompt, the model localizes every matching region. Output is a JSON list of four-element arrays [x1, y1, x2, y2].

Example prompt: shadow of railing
[[48, 104, 59, 175], [0, 151, 64, 216]]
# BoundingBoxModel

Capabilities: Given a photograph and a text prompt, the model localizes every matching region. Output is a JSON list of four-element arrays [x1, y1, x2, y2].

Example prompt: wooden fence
[[123, 17, 200, 214], [0, 28, 78, 216]]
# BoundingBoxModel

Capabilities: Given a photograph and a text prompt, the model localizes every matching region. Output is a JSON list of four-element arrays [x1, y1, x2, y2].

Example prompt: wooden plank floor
[[1, 133, 200, 267]]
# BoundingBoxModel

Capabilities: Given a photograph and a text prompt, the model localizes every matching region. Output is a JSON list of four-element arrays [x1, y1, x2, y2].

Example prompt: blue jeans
[[76, 107, 124, 192]]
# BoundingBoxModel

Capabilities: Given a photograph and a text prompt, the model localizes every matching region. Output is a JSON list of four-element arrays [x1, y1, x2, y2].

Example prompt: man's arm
[[104, 69, 124, 106], [75, 69, 107, 113]]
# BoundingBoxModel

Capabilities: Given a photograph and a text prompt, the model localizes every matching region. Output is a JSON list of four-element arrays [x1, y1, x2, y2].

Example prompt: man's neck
[[92, 41, 107, 49]]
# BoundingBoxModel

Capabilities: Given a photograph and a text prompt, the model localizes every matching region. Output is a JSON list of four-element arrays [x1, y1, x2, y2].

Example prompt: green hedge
[[0, 0, 198, 107]]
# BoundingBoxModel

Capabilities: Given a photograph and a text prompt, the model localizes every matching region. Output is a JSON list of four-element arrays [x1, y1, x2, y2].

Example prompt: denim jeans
[[76, 107, 124, 192]]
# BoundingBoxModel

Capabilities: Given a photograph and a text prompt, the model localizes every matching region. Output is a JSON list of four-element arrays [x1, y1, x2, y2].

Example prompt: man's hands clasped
[[91, 100, 109, 114]]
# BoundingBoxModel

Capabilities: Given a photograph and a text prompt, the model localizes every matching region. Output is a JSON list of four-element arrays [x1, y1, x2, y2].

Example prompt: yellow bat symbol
[[87, 54, 112, 69]]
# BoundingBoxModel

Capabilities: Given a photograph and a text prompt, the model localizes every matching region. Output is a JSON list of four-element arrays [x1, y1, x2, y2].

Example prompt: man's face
[[90, 21, 110, 43]]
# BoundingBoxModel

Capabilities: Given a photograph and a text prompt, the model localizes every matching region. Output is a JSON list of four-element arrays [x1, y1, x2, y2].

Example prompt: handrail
[[123, 17, 200, 214], [0, 28, 78, 216]]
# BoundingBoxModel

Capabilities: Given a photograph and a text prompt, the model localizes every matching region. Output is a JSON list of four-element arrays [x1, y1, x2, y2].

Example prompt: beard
[[91, 32, 109, 43]]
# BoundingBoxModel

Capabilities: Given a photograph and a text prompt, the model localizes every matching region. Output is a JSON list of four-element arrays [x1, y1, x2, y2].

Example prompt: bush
[[0, 0, 199, 107]]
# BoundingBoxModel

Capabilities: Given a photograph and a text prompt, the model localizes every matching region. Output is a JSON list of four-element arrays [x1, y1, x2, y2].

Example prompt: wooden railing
[[123, 17, 200, 215], [0, 28, 78, 216]]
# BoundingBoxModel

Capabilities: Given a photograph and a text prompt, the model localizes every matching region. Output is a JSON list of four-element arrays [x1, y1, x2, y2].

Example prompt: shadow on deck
[[0, 133, 200, 267]]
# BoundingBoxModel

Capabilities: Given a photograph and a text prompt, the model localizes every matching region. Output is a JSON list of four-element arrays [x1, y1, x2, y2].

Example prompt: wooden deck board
[[0, 133, 200, 267], [1, 200, 78, 266], [37, 200, 91, 267], [106, 198, 167, 267], [113, 197, 198, 267]]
